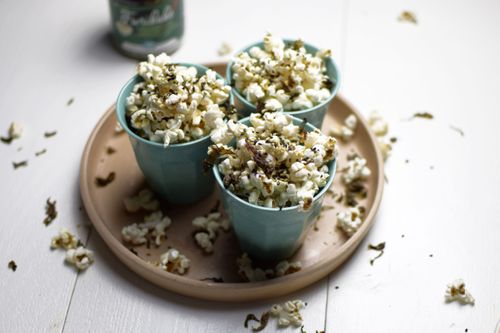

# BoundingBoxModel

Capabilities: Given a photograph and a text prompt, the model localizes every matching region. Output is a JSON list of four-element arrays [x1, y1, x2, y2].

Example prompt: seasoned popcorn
[[192, 212, 230, 253], [231, 33, 334, 112], [237, 253, 301, 282], [208, 112, 337, 210], [269, 300, 306, 327], [126, 53, 235, 147], [159, 248, 190, 275], [8, 122, 23, 139], [342, 156, 371, 185], [368, 111, 393, 161], [217, 42, 232, 56], [337, 206, 364, 237], [330, 114, 357, 142], [445, 279, 475, 305], [122, 211, 171, 246], [123, 188, 160, 213], [65, 246, 94, 270], [51, 228, 78, 250]]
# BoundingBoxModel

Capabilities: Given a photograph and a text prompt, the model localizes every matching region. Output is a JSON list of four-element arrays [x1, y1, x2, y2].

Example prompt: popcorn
[[330, 114, 358, 142], [159, 248, 190, 275], [208, 112, 337, 210], [368, 111, 393, 161], [126, 53, 235, 147], [342, 156, 371, 185], [8, 122, 23, 139], [237, 253, 301, 282], [269, 300, 306, 327], [65, 246, 94, 270], [123, 188, 160, 213], [51, 228, 78, 250], [231, 33, 334, 113], [445, 279, 475, 305], [122, 210, 171, 246], [192, 212, 230, 253], [217, 42, 232, 56], [337, 206, 363, 237]]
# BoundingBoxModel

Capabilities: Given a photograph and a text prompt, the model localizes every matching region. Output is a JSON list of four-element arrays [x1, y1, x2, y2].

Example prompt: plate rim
[[80, 71, 384, 302]]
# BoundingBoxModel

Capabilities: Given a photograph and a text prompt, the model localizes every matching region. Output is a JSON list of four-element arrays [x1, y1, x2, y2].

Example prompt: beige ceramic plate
[[80, 63, 384, 302]]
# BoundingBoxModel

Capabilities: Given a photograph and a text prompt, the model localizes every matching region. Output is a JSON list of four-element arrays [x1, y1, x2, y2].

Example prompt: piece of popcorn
[[337, 206, 363, 237], [368, 111, 388, 136], [209, 112, 337, 211], [378, 137, 392, 161], [445, 279, 475, 305], [51, 228, 78, 250], [8, 122, 23, 139], [123, 188, 160, 213], [65, 246, 94, 270], [121, 210, 171, 246], [126, 54, 234, 147], [269, 300, 306, 327], [342, 157, 371, 185], [330, 114, 357, 142], [192, 212, 230, 253], [159, 248, 190, 275], [217, 42, 232, 56], [275, 260, 302, 277], [232, 33, 333, 113]]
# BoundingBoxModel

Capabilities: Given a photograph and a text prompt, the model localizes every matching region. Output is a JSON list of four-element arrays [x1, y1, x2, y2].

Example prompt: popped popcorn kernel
[[269, 300, 306, 327], [330, 114, 357, 142], [192, 211, 230, 253], [231, 33, 335, 113], [123, 188, 160, 213], [122, 210, 171, 246], [51, 228, 78, 250], [342, 156, 371, 185], [65, 246, 94, 271], [445, 279, 475, 305], [337, 206, 364, 237], [159, 248, 190, 275], [237, 253, 301, 282]]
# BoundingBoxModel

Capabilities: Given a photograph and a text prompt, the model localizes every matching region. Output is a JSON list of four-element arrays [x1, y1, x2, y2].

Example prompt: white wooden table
[[1, 0, 499, 332]]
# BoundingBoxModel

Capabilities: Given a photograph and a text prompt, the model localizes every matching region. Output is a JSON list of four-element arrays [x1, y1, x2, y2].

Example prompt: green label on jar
[[110, 0, 184, 58]]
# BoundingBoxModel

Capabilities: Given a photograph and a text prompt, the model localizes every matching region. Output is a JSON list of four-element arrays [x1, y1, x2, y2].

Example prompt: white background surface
[[0, 0, 499, 332]]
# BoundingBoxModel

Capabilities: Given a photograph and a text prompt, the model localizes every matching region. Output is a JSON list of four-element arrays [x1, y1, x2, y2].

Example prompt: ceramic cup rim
[[212, 115, 337, 212], [116, 62, 229, 149], [225, 38, 341, 115]]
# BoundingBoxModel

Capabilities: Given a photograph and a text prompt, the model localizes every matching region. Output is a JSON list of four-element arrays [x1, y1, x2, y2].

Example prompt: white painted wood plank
[[327, 0, 500, 332]]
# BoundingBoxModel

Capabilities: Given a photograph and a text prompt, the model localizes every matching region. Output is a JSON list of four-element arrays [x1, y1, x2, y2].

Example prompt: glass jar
[[109, 0, 184, 59]]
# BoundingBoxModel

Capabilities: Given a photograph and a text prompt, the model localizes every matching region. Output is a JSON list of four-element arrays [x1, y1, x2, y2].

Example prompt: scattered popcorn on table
[[122, 210, 171, 246], [123, 188, 160, 212], [192, 212, 230, 253], [330, 114, 357, 142], [445, 279, 475, 305], [269, 300, 306, 327], [51, 228, 78, 250], [126, 53, 235, 147], [342, 156, 371, 185], [337, 206, 364, 237], [231, 33, 335, 113], [65, 246, 94, 271], [159, 248, 190, 275], [207, 112, 337, 210], [217, 42, 232, 56], [237, 253, 302, 282]]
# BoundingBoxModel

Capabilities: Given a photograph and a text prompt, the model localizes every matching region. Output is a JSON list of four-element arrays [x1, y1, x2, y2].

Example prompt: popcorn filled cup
[[117, 58, 234, 204], [211, 114, 337, 260], [226, 34, 341, 129]]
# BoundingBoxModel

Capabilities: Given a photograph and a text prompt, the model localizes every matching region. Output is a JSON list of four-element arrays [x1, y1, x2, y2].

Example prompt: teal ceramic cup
[[212, 116, 337, 261], [116, 63, 228, 204], [226, 39, 341, 129]]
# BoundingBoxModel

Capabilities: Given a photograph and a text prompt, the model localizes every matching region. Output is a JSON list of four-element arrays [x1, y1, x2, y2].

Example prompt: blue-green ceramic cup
[[212, 116, 337, 261], [226, 39, 341, 129], [116, 63, 227, 204]]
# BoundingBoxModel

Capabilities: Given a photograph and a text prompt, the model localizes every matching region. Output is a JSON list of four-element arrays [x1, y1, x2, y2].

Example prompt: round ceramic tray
[[80, 63, 384, 302]]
